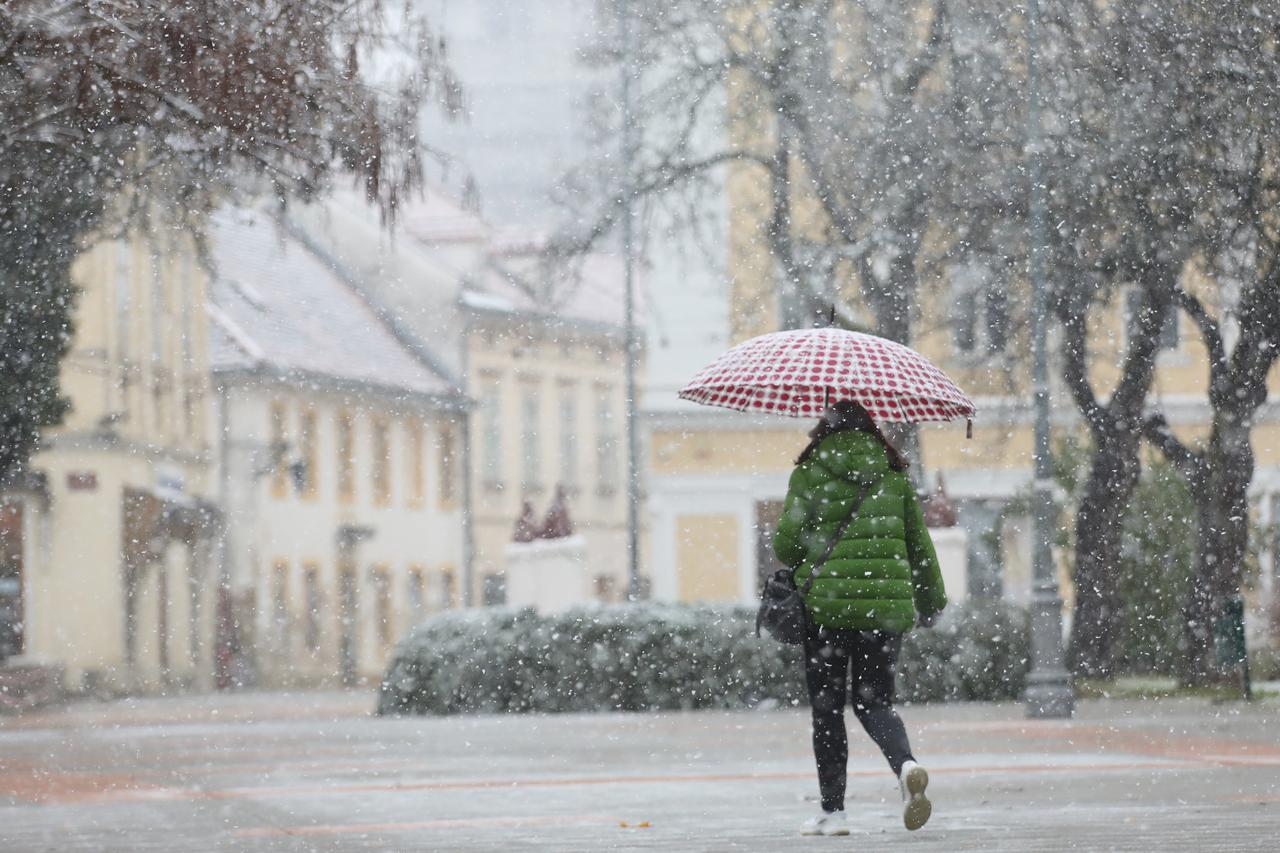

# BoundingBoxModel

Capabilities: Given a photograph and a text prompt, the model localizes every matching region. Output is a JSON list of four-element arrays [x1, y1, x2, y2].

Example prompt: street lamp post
[[619, 0, 642, 600], [1024, 0, 1074, 718]]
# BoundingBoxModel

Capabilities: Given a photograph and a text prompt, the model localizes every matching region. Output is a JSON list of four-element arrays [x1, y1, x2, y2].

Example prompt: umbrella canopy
[[678, 328, 976, 423]]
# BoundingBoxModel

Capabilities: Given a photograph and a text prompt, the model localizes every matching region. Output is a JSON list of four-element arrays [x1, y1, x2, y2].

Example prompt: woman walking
[[773, 400, 947, 836]]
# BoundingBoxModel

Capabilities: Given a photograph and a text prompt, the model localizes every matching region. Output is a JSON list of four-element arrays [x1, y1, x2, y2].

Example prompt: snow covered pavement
[[1, 691, 1277, 851]]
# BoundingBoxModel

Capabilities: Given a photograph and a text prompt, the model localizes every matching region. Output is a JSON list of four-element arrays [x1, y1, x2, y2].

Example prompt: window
[[115, 242, 132, 367], [298, 409, 318, 499], [407, 417, 425, 506], [272, 560, 289, 651], [1125, 287, 1180, 351], [521, 384, 542, 493], [1270, 494, 1280, 587], [950, 261, 1009, 356], [270, 402, 288, 498], [439, 423, 458, 508], [372, 566, 392, 647], [953, 291, 978, 354], [482, 573, 507, 606], [481, 385, 503, 489], [594, 574, 619, 603], [303, 564, 321, 652], [595, 388, 618, 497], [559, 386, 578, 491], [984, 288, 1010, 354], [337, 410, 355, 504], [408, 567, 426, 616], [179, 253, 196, 438], [372, 416, 391, 506], [435, 567, 456, 610]]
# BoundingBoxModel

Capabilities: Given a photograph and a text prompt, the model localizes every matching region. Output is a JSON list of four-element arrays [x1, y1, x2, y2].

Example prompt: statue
[[513, 500, 539, 543], [538, 484, 574, 539], [922, 474, 958, 528]]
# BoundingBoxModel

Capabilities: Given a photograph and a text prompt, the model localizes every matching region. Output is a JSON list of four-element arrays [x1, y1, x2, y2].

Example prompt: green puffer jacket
[[772, 430, 947, 632]]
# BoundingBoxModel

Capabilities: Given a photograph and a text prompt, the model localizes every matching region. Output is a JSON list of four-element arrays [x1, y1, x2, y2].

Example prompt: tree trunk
[[1180, 414, 1253, 685], [871, 245, 924, 483], [1069, 430, 1142, 678]]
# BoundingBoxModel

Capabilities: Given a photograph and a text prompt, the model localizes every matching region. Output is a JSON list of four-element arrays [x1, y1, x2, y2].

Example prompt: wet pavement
[[1, 690, 1277, 851]]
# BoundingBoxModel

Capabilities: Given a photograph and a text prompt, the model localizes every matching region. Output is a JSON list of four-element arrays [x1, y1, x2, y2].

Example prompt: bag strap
[[799, 474, 884, 598]]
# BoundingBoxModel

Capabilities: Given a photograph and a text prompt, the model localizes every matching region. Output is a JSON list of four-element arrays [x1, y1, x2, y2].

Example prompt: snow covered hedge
[[377, 600, 1029, 716]]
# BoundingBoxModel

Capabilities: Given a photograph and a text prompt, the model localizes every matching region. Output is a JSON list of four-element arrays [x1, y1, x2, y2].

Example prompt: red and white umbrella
[[678, 328, 975, 424]]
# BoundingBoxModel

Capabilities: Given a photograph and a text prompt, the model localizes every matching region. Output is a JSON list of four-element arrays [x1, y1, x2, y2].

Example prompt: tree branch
[[1058, 300, 1110, 434], [1142, 412, 1203, 485], [544, 149, 772, 261], [1177, 289, 1228, 379]]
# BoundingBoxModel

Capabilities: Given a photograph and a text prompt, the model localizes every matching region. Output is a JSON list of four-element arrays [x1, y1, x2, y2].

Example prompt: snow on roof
[[467, 248, 642, 331], [395, 187, 491, 245], [287, 184, 644, 340], [286, 189, 468, 376], [206, 207, 462, 402]]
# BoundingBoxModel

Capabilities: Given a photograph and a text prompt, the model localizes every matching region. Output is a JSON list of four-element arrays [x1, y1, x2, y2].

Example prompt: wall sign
[[67, 472, 98, 491]]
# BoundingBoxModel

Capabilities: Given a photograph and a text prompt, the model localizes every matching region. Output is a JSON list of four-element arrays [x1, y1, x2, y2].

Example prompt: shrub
[[898, 598, 1030, 702], [378, 599, 1029, 716]]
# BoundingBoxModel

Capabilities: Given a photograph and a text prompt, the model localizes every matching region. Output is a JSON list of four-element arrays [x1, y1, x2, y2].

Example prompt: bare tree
[[559, 0, 963, 344], [1038, 0, 1280, 681], [1025, 0, 1199, 677], [1135, 2, 1280, 680]]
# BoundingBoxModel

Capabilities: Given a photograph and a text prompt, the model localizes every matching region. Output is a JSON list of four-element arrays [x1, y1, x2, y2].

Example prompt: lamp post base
[[1025, 670, 1075, 718]]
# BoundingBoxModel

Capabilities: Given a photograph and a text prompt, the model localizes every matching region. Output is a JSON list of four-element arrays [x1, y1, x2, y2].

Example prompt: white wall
[[215, 380, 464, 685]]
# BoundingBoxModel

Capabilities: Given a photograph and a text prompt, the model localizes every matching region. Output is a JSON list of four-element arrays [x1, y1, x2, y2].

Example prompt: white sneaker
[[800, 810, 851, 836], [899, 760, 932, 831]]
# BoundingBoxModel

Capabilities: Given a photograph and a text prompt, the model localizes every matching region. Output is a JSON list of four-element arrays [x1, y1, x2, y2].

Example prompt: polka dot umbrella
[[678, 328, 976, 427]]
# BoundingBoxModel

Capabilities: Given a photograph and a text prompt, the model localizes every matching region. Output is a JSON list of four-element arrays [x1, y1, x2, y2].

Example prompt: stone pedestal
[[504, 535, 592, 613], [929, 526, 969, 604]]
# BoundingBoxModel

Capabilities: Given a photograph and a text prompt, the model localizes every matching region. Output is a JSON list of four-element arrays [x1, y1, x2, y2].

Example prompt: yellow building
[[290, 190, 644, 606], [460, 247, 639, 603], [207, 208, 469, 688], [646, 95, 1280, 641], [1, 229, 218, 692]]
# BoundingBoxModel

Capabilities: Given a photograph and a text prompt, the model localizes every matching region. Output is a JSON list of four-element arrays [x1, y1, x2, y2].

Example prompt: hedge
[[377, 599, 1030, 716]]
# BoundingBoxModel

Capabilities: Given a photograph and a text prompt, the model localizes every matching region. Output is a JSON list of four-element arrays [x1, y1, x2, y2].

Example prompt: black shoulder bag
[[756, 476, 881, 645]]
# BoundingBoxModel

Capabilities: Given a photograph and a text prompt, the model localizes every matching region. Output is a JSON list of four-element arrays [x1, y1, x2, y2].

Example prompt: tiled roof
[[206, 207, 463, 403]]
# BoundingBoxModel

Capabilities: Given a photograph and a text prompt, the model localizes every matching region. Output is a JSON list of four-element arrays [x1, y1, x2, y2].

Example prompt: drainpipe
[[213, 382, 234, 690], [460, 322, 476, 607]]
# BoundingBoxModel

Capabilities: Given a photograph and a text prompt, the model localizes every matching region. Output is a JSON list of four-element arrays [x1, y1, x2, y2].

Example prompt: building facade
[[643, 93, 1280, 650], [460, 253, 638, 604], [292, 190, 643, 607], [1, 230, 219, 692], [208, 208, 469, 687]]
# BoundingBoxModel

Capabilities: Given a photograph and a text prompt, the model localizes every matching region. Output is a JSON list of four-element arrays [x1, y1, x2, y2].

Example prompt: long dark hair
[[796, 400, 909, 472]]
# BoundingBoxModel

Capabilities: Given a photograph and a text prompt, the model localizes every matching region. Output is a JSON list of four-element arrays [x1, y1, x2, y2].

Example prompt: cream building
[[460, 245, 638, 603], [291, 190, 643, 606], [0, 229, 219, 692], [207, 208, 469, 687]]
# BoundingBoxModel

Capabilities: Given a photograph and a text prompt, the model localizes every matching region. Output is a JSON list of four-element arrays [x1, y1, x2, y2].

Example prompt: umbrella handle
[[967, 418, 973, 439]]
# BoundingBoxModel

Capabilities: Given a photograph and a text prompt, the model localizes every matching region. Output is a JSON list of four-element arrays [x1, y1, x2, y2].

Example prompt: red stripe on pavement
[[236, 814, 625, 838], [69, 759, 1196, 806]]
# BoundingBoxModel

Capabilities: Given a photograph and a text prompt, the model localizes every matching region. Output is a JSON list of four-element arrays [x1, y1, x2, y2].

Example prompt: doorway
[[337, 564, 358, 686], [0, 501, 23, 660], [755, 499, 786, 593]]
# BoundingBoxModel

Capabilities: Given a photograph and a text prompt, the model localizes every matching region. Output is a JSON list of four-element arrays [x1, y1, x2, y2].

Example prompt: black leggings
[[804, 625, 914, 813]]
